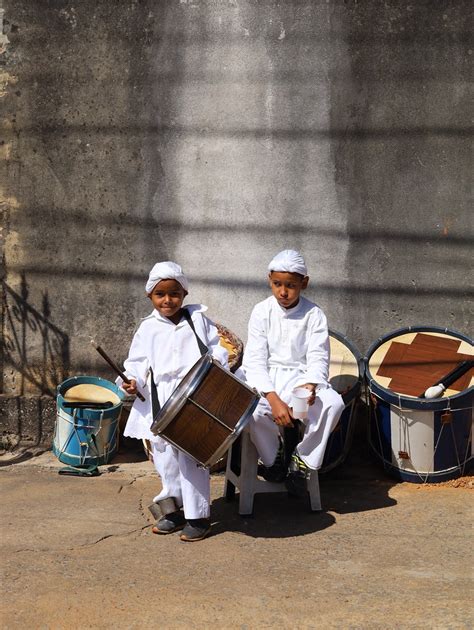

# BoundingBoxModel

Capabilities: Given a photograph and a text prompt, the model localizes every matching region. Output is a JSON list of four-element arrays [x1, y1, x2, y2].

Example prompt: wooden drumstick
[[420, 359, 474, 399], [90, 339, 146, 402]]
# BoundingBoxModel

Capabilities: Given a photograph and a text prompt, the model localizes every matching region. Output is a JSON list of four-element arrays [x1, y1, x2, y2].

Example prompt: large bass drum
[[320, 330, 363, 473], [366, 326, 473, 483]]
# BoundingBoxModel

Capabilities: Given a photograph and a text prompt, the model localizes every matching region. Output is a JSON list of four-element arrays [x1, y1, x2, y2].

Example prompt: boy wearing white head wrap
[[119, 261, 228, 541], [242, 249, 344, 497]]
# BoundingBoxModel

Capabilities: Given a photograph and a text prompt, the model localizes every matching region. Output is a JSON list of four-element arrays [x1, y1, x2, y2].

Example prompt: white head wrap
[[145, 261, 189, 294], [268, 249, 308, 276]]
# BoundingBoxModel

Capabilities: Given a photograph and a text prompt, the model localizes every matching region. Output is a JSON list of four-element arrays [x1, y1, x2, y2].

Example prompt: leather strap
[[182, 308, 209, 356]]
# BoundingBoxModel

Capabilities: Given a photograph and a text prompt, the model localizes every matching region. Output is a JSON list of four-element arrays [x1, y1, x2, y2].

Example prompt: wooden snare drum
[[150, 354, 259, 468], [366, 326, 473, 483]]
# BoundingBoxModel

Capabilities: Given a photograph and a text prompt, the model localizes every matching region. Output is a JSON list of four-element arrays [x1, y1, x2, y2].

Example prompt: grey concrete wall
[[1, 1, 472, 440]]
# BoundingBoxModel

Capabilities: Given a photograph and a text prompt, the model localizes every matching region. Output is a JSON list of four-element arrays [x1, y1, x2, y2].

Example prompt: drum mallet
[[420, 359, 474, 399], [90, 339, 146, 402]]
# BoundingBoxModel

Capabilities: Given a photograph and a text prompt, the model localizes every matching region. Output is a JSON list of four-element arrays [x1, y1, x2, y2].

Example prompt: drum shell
[[320, 329, 363, 473], [366, 326, 473, 483], [54, 376, 125, 467], [151, 355, 259, 468]]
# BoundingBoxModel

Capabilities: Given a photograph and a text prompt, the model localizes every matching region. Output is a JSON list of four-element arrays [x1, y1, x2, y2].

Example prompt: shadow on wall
[[1, 273, 70, 396]]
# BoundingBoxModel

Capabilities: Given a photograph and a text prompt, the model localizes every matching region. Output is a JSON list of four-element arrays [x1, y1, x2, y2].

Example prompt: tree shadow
[[1, 272, 70, 396]]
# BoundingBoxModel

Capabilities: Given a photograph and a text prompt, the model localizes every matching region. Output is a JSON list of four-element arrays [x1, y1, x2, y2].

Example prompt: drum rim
[[328, 328, 363, 402], [57, 375, 125, 411], [365, 325, 473, 410]]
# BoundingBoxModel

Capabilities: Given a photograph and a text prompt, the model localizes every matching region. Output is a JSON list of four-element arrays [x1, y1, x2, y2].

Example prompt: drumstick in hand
[[90, 339, 146, 402]]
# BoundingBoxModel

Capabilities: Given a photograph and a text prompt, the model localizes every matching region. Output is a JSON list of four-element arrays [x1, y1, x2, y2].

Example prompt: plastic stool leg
[[308, 470, 321, 512], [238, 432, 259, 516]]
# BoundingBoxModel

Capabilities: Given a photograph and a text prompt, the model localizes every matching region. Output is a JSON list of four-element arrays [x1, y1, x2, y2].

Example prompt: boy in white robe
[[119, 261, 228, 541], [242, 249, 345, 497]]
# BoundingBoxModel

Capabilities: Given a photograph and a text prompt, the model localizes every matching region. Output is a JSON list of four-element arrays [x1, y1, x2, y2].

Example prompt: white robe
[[119, 304, 228, 518], [242, 295, 344, 470]]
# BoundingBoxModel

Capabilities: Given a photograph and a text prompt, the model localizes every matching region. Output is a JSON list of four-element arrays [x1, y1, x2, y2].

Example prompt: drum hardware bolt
[[80, 442, 88, 447], [441, 412, 453, 424], [398, 451, 410, 460]]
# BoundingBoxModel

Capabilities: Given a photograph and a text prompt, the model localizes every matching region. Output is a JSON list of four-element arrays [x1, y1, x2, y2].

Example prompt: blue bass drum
[[366, 326, 473, 483], [53, 376, 125, 467], [320, 330, 363, 473]]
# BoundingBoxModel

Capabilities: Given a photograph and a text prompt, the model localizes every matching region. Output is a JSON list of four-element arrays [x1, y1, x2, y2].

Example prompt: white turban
[[145, 261, 189, 294], [268, 249, 308, 276]]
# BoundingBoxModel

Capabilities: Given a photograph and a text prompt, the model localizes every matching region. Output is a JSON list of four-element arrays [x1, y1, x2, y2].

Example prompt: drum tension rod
[[188, 398, 232, 431]]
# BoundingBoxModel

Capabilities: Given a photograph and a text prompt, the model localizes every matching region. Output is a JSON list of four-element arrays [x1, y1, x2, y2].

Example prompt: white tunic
[[242, 295, 330, 394], [242, 295, 344, 470], [120, 304, 228, 447]]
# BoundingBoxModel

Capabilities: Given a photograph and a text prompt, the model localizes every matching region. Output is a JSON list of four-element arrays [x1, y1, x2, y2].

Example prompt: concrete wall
[[1, 1, 472, 442]]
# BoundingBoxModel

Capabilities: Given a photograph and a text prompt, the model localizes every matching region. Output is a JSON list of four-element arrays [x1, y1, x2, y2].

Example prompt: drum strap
[[182, 309, 209, 356], [149, 309, 209, 417]]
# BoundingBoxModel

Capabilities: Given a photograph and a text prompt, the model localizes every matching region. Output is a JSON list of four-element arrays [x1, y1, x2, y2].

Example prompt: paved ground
[[1, 437, 473, 630]]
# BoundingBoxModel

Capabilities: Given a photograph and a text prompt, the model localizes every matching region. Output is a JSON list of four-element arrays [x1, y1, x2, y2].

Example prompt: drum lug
[[398, 451, 410, 460], [441, 411, 453, 424]]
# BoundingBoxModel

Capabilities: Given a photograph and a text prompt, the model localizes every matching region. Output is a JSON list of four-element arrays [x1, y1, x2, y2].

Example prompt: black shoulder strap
[[149, 367, 160, 416], [149, 309, 208, 421], [183, 309, 209, 356]]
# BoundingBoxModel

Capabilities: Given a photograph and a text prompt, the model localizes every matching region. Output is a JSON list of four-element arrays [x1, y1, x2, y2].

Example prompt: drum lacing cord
[[59, 407, 103, 465], [383, 397, 472, 484]]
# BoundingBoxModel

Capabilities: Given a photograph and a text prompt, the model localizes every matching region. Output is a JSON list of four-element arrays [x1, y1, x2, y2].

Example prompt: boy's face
[[269, 271, 308, 309], [148, 279, 186, 321]]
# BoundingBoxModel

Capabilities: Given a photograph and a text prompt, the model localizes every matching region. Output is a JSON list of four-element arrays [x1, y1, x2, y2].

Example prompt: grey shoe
[[179, 518, 211, 542], [152, 510, 186, 535]]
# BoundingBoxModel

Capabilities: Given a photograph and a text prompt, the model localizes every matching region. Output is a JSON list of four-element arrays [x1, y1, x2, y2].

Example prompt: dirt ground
[[1, 440, 473, 630]]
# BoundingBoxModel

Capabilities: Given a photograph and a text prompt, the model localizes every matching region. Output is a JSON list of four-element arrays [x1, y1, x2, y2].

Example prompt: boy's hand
[[301, 383, 317, 406], [266, 392, 294, 427], [122, 379, 137, 395]]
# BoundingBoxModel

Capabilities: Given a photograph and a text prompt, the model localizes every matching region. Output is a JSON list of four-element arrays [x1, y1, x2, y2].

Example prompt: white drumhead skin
[[329, 335, 359, 394], [64, 383, 121, 405], [368, 332, 474, 398]]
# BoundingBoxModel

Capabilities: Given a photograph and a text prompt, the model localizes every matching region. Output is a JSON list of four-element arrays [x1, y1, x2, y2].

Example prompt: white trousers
[[249, 386, 345, 470], [151, 442, 210, 519]]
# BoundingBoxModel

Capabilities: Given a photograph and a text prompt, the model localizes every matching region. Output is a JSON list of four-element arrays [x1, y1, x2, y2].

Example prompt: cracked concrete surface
[[1, 445, 473, 629]]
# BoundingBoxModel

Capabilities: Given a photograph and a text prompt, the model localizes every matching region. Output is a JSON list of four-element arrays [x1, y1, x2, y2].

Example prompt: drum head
[[329, 332, 361, 397], [64, 383, 121, 406], [368, 328, 473, 399]]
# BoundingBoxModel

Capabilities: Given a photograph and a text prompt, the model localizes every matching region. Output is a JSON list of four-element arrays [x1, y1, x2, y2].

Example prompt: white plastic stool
[[224, 429, 321, 516]]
